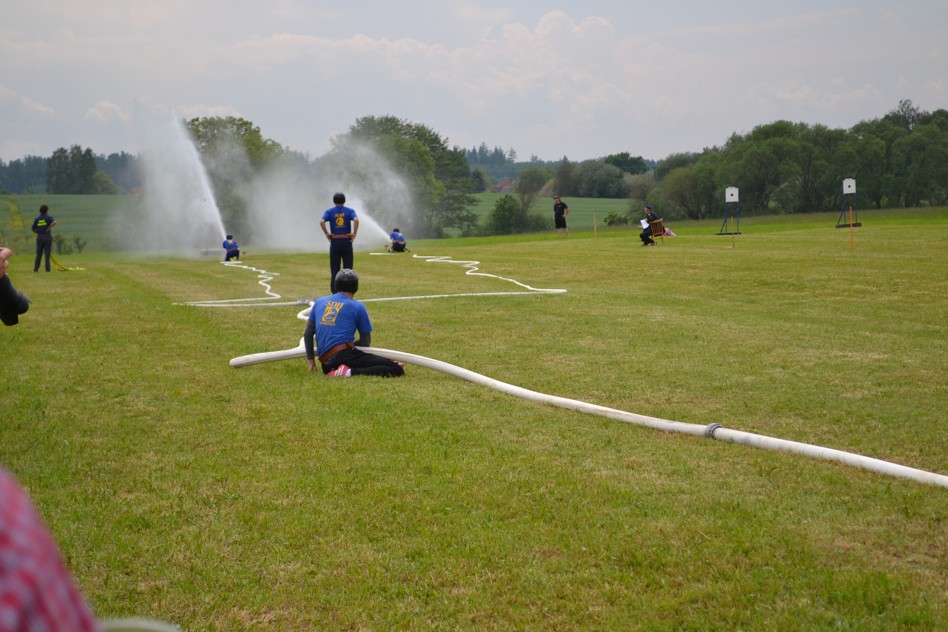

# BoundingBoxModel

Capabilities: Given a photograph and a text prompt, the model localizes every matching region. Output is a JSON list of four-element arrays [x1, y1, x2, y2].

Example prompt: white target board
[[843, 178, 856, 194], [725, 187, 739, 202]]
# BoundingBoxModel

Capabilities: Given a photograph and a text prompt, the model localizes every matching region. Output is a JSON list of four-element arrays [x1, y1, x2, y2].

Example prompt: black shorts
[[555, 216, 567, 229]]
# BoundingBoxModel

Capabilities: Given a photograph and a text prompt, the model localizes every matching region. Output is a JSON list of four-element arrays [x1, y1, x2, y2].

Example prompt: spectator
[[31, 205, 57, 272]]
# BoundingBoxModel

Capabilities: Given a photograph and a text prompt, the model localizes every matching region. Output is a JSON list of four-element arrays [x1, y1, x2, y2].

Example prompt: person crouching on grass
[[304, 269, 405, 377]]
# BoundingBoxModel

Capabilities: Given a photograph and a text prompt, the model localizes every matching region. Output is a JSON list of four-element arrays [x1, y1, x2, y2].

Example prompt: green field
[[0, 194, 144, 253], [470, 192, 635, 229], [1, 207, 946, 629]]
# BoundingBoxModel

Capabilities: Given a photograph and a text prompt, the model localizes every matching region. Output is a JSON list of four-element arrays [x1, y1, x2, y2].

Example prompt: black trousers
[[34, 235, 52, 271], [329, 239, 354, 293], [323, 347, 404, 377]]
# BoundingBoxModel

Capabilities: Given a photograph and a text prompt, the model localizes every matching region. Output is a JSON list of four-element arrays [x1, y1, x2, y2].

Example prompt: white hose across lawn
[[178, 261, 304, 307], [230, 341, 948, 489], [209, 254, 945, 488]]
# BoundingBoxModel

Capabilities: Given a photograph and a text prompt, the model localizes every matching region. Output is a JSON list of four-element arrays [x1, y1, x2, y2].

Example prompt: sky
[[1, 0, 946, 164]]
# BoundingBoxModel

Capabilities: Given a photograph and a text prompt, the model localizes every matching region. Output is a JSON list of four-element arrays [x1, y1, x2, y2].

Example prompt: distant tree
[[45, 145, 97, 194], [849, 117, 904, 208], [603, 152, 649, 175], [470, 168, 488, 193], [894, 123, 948, 206], [553, 157, 577, 197], [661, 165, 714, 220], [626, 171, 656, 205], [927, 108, 948, 133], [792, 123, 848, 212], [431, 147, 479, 237], [72, 146, 96, 194], [656, 152, 700, 181], [0, 155, 46, 193], [92, 170, 120, 195], [514, 166, 553, 229], [716, 122, 801, 213], [331, 115, 476, 237], [485, 194, 520, 235], [885, 99, 923, 132], [185, 116, 287, 236], [187, 116, 285, 169], [96, 152, 141, 192], [575, 161, 629, 198], [45, 148, 69, 193]]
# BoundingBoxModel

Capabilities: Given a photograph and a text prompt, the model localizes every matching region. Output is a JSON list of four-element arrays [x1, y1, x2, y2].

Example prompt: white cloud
[[85, 100, 129, 123], [0, 2, 946, 162], [0, 83, 55, 118], [175, 104, 243, 120]]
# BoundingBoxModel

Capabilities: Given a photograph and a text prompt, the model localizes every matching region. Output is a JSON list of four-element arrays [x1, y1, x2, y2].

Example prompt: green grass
[[1, 209, 946, 629], [471, 192, 638, 231], [0, 194, 143, 252]]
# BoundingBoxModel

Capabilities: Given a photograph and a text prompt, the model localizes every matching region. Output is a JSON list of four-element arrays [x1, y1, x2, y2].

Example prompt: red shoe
[[326, 364, 352, 377]]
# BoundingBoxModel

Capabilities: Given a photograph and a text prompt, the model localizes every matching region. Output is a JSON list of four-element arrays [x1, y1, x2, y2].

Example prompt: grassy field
[[469, 192, 634, 229], [1, 207, 946, 629], [0, 194, 144, 253]]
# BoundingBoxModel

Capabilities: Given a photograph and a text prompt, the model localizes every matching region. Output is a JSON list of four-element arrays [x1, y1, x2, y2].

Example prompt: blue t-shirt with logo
[[321, 206, 358, 235], [308, 292, 372, 354], [32, 214, 55, 235]]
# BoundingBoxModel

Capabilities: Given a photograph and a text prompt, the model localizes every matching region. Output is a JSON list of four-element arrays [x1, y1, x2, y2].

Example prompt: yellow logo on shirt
[[320, 300, 343, 326]]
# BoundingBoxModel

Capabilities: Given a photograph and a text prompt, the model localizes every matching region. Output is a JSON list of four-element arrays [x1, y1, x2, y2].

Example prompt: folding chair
[[649, 219, 665, 244]]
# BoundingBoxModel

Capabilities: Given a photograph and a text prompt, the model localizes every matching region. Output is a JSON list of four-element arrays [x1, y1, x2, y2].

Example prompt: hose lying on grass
[[230, 342, 948, 490]]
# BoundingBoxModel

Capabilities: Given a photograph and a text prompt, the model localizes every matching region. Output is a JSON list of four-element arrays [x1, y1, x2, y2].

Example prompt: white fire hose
[[214, 256, 945, 488], [230, 341, 948, 489]]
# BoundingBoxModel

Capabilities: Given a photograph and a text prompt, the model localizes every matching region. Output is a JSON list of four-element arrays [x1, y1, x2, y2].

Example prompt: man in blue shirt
[[319, 192, 359, 293], [31, 204, 56, 272], [304, 269, 404, 377], [222, 234, 240, 261], [389, 228, 407, 252]]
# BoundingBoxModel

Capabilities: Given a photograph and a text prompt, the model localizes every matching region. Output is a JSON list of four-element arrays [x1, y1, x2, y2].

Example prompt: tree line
[[649, 99, 948, 220], [0, 148, 138, 195], [1, 99, 944, 238]]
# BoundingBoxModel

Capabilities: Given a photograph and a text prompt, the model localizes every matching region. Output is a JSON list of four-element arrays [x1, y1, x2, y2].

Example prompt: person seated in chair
[[639, 205, 661, 246], [389, 228, 407, 252]]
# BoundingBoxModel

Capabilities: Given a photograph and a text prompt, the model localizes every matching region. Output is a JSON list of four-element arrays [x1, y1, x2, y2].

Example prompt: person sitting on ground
[[0, 246, 31, 326], [389, 228, 407, 252], [304, 269, 405, 377], [639, 204, 661, 246], [222, 234, 240, 261]]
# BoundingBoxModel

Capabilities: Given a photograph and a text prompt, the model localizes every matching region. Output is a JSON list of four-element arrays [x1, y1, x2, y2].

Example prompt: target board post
[[718, 187, 741, 239]]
